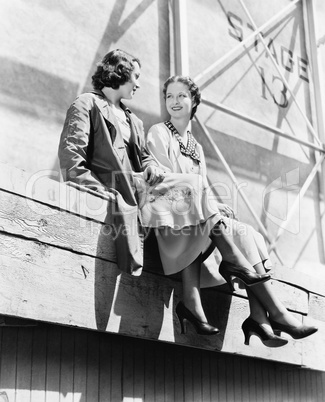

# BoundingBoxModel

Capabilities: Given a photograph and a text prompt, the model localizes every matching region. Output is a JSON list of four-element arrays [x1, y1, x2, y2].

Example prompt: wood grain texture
[[1, 163, 325, 371], [301, 319, 325, 371], [272, 263, 325, 297], [233, 278, 309, 315], [1, 231, 324, 368], [0, 328, 18, 402], [0, 189, 312, 317], [0, 190, 116, 262], [30, 326, 47, 402], [0, 325, 323, 401], [0, 162, 110, 223], [45, 326, 61, 402], [16, 328, 33, 402], [309, 293, 325, 322]]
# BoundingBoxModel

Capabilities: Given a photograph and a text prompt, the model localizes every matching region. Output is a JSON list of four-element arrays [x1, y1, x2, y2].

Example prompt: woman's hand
[[143, 165, 166, 186], [217, 203, 237, 219]]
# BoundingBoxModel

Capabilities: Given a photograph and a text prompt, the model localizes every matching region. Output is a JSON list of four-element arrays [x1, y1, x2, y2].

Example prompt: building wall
[[0, 0, 170, 176], [1, 0, 325, 273], [0, 324, 324, 402], [0, 2, 325, 400], [186, 0, 325, 273]]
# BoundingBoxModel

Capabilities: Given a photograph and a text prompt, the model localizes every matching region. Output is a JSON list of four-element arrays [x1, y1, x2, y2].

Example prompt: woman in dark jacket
[[59, 49, 164, 203], [58, 49, 165, 275]]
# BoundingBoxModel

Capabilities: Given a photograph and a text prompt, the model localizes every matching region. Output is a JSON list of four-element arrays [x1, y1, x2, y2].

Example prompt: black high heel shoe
[[242, 317, 288, 347], [269, 318, 318, 339], [219, 261, 271, 291], [175, 302, 220, 335]]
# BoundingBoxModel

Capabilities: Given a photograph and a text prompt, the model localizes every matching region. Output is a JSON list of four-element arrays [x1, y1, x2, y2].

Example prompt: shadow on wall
[[82, 0, 157, 91], [93, 214, 231, 350], [0, 0, 171, 176], [1, 0, 170, 130], [0, 57, 79, 123], [94, 222, 174, 340], [0, 392, 8, 402], [81, 0, 170, 129]]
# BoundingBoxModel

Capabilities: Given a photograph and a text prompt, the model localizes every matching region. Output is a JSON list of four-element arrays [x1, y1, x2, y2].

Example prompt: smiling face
[[119, 61, 141, 100], [165, 82, 194, 120]]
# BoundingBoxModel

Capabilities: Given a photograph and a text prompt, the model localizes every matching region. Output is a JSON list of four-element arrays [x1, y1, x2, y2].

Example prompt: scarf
[[164, 120, 200, 163]]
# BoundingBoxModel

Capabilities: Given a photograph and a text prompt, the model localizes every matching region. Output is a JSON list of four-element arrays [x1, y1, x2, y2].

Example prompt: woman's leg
[[245, 286, 282, 336], [250, 262, 302, 327], [246, 287, 268, 322], [248, 263, 271, 326], [181, 256, 207, 322], [243, 285, 289, 346], [212, 219, 297, 326], [209, 221, 270, 289], [210, 221, 251, 267]]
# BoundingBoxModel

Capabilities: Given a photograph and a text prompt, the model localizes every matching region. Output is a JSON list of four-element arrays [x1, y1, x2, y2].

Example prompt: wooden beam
[[272, 263, 325, 298], [1, 163, 325, 370], [0, 162, 109, 224], [0, 231, 314, 367], [0, 188, 116, 262], [0, 187, 312, 313]]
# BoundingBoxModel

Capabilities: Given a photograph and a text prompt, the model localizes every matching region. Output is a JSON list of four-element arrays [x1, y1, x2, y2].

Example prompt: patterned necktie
[[164, 121, 200, 163]]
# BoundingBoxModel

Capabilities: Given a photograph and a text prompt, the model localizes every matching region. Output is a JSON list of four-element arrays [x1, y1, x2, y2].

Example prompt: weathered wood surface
[[1, 326, 324, 402], [271, 263, 325, 298], [0, 231, 316, 367], [1, 162, 325, 295], [0, 188, 116, 262], [0, 184, 312, 319], [0, 163, 325, 370], [0, 162, 110, 223]]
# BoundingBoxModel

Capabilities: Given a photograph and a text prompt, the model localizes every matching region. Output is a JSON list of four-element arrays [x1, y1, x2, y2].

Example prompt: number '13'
[[260, 67, 288, 108]]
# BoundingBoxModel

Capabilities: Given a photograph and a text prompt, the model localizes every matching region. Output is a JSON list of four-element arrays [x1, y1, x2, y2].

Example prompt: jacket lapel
[[124, 108, 142, 171], [91, 91, 128, 163]]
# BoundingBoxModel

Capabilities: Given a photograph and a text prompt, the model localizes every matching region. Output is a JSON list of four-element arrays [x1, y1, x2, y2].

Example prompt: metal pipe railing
[[194, 0, 300, 87], [195, 115, 284, 264], [201, 97, 325, 153], [238, 0, 322, 147], [268, 153, 325, 252]]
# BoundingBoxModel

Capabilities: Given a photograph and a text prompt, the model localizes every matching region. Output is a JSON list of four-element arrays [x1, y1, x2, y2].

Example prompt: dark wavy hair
[[92, 49, 141, 90], [163, 75, 201, 120]]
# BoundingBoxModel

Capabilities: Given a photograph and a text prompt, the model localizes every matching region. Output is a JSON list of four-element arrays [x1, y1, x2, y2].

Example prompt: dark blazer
[[58, 89, 157, 206], [58, 90, 157, 275]]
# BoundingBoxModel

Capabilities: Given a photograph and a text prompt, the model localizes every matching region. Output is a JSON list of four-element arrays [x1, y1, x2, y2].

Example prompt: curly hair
[[162, 75, 201, 120], [92, 49, 141, 90]]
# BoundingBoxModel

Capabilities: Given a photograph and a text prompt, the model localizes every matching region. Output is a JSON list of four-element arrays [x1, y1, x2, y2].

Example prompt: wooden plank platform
[[0, 163, 324, 370]]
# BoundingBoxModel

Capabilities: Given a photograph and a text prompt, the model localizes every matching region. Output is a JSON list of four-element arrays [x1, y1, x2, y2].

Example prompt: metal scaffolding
[[172, 0, 325, 267]]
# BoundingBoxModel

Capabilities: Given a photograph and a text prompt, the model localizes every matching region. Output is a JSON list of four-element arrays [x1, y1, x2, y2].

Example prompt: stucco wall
[[0, 0, 170, 176], [1, 0, 325, 272]]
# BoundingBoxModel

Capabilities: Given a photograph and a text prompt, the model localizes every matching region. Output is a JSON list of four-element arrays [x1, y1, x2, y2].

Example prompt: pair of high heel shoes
[[176, 303, 318, 343], [175, 261, 270, 336], [242, 317, 318, 347]]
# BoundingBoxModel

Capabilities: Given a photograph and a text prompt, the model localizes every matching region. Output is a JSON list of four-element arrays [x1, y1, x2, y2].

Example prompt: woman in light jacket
[[138, 75, 318, 346]]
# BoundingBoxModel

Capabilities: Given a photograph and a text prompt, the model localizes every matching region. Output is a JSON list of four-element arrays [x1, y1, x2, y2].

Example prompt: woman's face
[[165, 82, 194, 120], [119, 61, 141, 100]]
